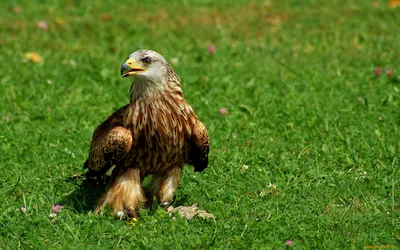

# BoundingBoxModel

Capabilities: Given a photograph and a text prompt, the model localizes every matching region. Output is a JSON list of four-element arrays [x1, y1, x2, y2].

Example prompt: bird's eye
[[142, 57, 151, 65]]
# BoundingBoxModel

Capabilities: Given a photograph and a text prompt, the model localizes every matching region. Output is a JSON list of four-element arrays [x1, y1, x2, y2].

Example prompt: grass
[[1, 0, 400, 248]]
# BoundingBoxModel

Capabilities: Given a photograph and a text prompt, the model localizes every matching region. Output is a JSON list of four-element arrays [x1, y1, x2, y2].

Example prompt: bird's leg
[[149, 167, 182, 209], [94, 168, 147, 218]]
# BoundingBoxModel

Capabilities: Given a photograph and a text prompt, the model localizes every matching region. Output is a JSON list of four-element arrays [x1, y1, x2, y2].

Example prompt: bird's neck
[[129, 79, 162, 102], [129, 80, 183, 103]]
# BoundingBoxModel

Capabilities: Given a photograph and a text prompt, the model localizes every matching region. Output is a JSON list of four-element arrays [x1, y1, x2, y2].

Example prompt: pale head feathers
[[125, 50, 181, 101]]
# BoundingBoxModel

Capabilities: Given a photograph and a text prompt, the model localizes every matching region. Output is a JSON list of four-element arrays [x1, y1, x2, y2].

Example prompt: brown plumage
[[84, 50, 209, 217]]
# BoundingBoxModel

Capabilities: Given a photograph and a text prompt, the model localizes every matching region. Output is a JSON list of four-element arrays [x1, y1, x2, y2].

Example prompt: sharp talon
[[161, 202, 171, 209], [114, 211, 126, 220]]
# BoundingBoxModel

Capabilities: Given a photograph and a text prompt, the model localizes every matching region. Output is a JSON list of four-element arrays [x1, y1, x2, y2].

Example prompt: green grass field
[[1, 0, 399, 249]]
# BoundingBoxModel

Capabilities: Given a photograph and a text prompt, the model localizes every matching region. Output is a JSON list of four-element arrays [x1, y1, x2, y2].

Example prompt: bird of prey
[[84, 50, 209, 218]]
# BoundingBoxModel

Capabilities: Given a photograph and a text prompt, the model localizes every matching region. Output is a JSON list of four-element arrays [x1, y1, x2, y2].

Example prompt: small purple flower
[[286, 240, 293, 247], [37, 21, 48, 30], [386, 69, 393, 77], [208, 44, 216, 54], [219, 108, 228, 115], [19, 206, 26, 213], [52, 204, 63, 214], [375, 68, 382, 76]]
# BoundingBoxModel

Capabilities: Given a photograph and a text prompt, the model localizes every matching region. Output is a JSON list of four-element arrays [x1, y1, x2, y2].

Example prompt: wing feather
[[186, 120, 209, 172], [84, 105, 132, 178]]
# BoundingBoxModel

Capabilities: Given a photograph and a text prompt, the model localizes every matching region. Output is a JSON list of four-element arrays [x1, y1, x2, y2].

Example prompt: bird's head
[[121, 50, 168, 84]]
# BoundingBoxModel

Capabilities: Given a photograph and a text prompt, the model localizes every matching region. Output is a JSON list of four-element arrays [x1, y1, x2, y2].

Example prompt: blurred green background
[[0, 0, 399, 249]]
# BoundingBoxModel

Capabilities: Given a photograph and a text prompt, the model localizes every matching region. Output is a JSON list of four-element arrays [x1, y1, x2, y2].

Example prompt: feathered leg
[[95, 168, 147, 218], [149, 167, 182, 209]]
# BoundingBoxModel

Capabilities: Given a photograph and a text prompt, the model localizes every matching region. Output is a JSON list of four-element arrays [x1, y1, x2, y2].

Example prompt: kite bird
[[84, 50, 209, 218]]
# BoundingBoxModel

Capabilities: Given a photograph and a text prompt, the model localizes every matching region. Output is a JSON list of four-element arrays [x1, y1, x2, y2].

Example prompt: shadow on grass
[[61, 176, 105, 214]]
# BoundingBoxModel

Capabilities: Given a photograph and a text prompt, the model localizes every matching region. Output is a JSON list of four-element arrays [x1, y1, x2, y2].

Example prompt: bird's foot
[[114, 208, 138, 220], [114, 210, 126, 220], [126, 208, 138, 218], [160, 201, 172, 210]]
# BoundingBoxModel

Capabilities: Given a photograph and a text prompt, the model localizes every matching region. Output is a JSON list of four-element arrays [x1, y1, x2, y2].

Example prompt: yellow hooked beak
[[121, 58, 146, 77]]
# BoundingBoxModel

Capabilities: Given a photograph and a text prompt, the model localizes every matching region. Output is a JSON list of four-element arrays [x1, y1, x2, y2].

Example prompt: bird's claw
[[161, 202, 172, 210], [114, 211, 126, 220]]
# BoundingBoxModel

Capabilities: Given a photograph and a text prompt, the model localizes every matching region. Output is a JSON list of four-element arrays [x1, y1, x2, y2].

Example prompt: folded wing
[[84, 105, 132, 179]]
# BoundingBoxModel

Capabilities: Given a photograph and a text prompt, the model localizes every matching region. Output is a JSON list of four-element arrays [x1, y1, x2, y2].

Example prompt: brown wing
[[84, 105, 132, 179], [186, 120, 209, 172]]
